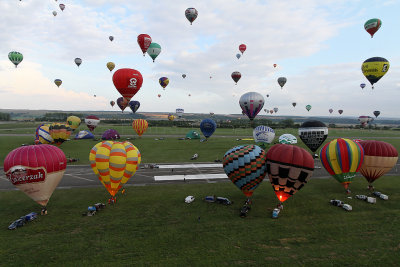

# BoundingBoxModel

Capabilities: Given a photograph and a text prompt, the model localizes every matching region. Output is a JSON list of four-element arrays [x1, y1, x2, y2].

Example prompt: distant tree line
[[0, 112, 11, 121]]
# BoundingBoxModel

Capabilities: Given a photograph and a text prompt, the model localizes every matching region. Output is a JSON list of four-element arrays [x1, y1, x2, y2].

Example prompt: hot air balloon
[[85, 115, 100, 132], [159, 77, 169, 89], [320, 138, 364, 193], [306, 105, 312, 112], [54, 79, 62, 87], [270, 109, 274, 114], [359, 140, 398, 189], [52, 11, 57, 16], [273, 107, 278, 113], [107, 62, 115, 72], [273, 64, 277, 68], [373, 111, 380, 118], [210, 112, 214, 116], [110, 100, 115, 107], [278, 134, 297, 144], [35, 124, 53, 144], [49, 123, 72, 146], [338, 110, 343, 115], [4, 144, 67, 207], [147, 43, 161, 62], [132, 119, 148, 137], [360, 83, 366, 89], [266, 94, 269, 98], [182, 74, 186, 79], [89, 141, 141, 197], [128, 100, 140, 113], [102, 129, 120, 140], [112, 68, 143, 101], [200, 118, 217, 139], [109, 36, 114, 41], [66, 116, 81, 131], [364, 18, 382, 38], [329, 108, 333, 114], [362, 57, 390, 89], [185, 7, 198, 25], [236, 53, 241, 59], [292, 102, 297, 107], [59, 3, 65, 11], [231, 71, 241, 84], [266, 144, 314, 204], [239, 44, 246, 54], [253, 126, 275, 147], [223, 145, 267, 198], [117, 97, 128, 112], [298, 120, 328, 156], [264, 108, 267, 113], [74, 58, 82, 67], [277, 77, 287, 89], [358, 116, 374, 127], [176, 108, 184, 118], [168, 114, 175, 121], [137, 34, 152, 56], [8, 51, 23, 68], [158, 94, 161, 98], [239, 92, 264, 121]]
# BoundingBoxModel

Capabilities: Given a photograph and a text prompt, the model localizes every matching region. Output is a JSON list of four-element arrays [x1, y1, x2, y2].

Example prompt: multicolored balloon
[[277, 77, 287, 89], [239, 44, 246, 54], [137, 34, 152, 55], [4, 144, 67, 207], [35, 124, 53, 144], [117, 97, 128, 112], [361, 57, 390, 89], [85, 115, 100, 132], [364, 18, 382, 38], [54, 79, 62, 87], [319, 138, 364, 192], [49, 123, 72, 146], [8, 51, 23, 68], [112, 68, 143, 101], [129, 100, 140, 113], [176, 108, 184, 118], [266, 144, 314, 203], [147, 43, 161, 62], [66, 116, 81, 131], [200, 118, 217, 139], [132, 119, 148, 137], [185, 7, 198, 25], [89, 141, 141, 197], [298, 120, 328, 153], [231, 71, 241, 85], [239, 92, 264, 121], [253, 126, 275, 145], [358, 116, 374, 127], [159, 77, 169, 89], [278, 134, 297, 144], [359, 140, 398, 187], [223, 145, 267, 197], [168, 114, 175, 121], [59, 4, 65, 11]]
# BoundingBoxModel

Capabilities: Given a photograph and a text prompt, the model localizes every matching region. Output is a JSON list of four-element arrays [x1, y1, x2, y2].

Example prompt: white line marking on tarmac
[[64, 174, 94, 182], [157, 164, 223, 169], [154, 173, 227, 181], [0, 177, 9, 181]]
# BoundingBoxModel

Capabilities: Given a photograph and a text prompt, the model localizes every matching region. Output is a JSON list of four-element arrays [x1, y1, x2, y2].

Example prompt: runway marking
[[154, 173, 227, 181], [157, 164, 223, 169], [64, 174, 94, 182], [0, 177, 9, 182]]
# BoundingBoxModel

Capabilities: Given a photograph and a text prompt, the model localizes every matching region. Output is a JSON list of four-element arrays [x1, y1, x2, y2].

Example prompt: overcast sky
[[1, 0, 399, 118]]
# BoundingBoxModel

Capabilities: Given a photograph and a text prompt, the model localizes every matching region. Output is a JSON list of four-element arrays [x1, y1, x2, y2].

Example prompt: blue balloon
[[129, 100, 140, 113], [200, 118, 217, 138]]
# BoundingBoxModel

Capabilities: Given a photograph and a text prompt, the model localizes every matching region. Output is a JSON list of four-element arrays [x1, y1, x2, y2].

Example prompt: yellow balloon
[[107, 62, 115, 72], [89, 141, 141, 196], [49, 123, 72, 146], [66, 116, 81, 131], [132, 119, 148, 136], [361, 57, 389, 88]]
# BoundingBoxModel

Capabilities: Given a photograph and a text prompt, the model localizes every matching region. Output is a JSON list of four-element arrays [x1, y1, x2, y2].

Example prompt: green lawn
[[0, 176, 399, 265]]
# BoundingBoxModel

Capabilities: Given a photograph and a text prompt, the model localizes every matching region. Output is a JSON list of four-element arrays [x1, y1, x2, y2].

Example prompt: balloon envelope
[[85, 115, 100, 132], [306, 105, 312, 112], [4, 144, 67, 206], [107, 62, 115, 72], [89, 141, 141, 196], [359, 140, 398, 184], [147, 43, 161, 62], [74, 58, 82, 67], [102, 129, 120, 140], [117, 97, 128, 112], [159, 77, 169, 89], [137, 34, 152, 55], [298, 120, 328, 153], [66, 116, 81, 131], [253, 126, 275, 144], [49, 123, 72, 146], [231, 71, 241, 84], [266, 144, 314, 203], [200, 118, 217, 138], [112, 68, 143, 101], [223, 145, 267, 197], [236, 53, 241, 59], [319, 138, 364, 190], [373, 111, 380, 118], [129, 100, 140, 113], [109, 36, 114, 41], [176, 108, 184, 118], [239, 92, 265, 121], [8, 51, 23, 68], [239, 44, 246, 54], [35, 124, 53, 144], [132, 119, 148, 136], [364, 18, 382, 38], [338, 110, 343, 115], [54, 79, 62, 87], [329, 109, 333, 114], [110, 100, 115, 107], [185, 7, 198, 25], [361, 57, 389, 88], [277, 77, 287, 88], [278, 134, 297, 144]]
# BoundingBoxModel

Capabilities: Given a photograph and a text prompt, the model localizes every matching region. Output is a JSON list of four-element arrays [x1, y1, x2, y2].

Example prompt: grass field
[[0, 176, 399, 266]]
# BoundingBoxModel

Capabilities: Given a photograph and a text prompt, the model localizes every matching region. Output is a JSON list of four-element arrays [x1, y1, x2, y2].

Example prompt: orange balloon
[[132, 119, 148, 136]]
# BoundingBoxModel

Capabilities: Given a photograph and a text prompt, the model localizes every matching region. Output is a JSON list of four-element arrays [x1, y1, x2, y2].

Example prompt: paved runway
[[1, 161, 399, 191]]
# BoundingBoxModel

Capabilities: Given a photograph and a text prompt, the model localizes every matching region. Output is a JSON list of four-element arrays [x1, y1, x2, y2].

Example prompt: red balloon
[[112, 68, 143, 101], [239, 44, 246, 54], [273, 64, 277, 68], [4, 145, 67, 206], [137, 34, 152, 55]]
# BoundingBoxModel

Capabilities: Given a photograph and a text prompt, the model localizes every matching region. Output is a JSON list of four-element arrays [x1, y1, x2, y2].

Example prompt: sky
[[1, 0, 400, 118]]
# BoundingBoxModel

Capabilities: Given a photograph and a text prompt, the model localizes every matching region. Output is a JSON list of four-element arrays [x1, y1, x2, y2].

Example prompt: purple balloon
[[102, 129, 120, 140]]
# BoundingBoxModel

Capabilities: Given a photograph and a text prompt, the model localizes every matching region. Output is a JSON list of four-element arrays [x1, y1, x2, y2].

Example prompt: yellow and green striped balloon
[[89, 141, 141, 196]]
